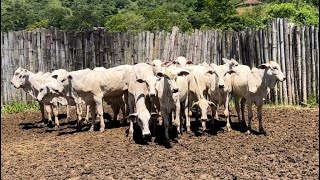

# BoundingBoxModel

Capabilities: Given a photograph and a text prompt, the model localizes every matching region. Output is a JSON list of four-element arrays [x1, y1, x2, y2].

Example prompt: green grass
[[1, 101, 40, 115]]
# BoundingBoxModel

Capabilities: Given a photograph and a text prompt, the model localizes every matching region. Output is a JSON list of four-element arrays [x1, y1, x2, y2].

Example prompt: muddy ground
[[1, 105, 319, 179]]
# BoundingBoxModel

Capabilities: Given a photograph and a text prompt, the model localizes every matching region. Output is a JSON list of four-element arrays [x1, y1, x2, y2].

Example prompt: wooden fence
[[1, 18, 319, 106]]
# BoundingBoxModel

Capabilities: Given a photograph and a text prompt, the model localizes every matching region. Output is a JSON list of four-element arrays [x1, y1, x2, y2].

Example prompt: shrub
[[1, 101, 39, 115]]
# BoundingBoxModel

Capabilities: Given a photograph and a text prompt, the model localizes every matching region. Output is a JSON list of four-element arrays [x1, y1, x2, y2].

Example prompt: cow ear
[[177, 70, 190, 76], [206, 70, 215, 75], [208, 101, 216, 107], [222, 58, 231, 64], [126, 113, 138, 120], [67, 75, 73, 80], [146, 61, 153, 66], [52, 75, 58, 79], [210, 63, 217, 69], [150, 112, 160, 118], [258, 63, 270, 69], [186, 60, 193, 65], [136, 79, 146, 83], [52, 88, 60, 94], [192, 101, 199, 109], [156, 72, 165, 77], [227, 69, 236, 74]]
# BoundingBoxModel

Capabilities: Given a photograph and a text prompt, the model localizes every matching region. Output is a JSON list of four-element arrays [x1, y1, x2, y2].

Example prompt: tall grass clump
[[1, 101, 39, 115]]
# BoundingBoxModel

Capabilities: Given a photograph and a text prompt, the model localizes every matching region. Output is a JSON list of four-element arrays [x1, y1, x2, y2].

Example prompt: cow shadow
[[19, 113, 70, 130]]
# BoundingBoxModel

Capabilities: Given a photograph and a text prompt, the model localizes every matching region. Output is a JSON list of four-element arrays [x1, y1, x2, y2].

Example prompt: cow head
[[173, 56, 193, 68], [37, 83, 61, 102], [207, 65, 236, 90], [127, 109, 159, 139], [136, 76, 161, 97], [192, 99, 216, 131], [10, 68, 29, 89], [257, 61, 286, 89], [156, 68, 190, 94], [55, 73, 72, 96]]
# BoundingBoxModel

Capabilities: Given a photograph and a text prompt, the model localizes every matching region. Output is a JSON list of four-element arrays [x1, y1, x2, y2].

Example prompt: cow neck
[[135, 94, 148, 111], [251, 68, 272, 96], [158, 77, 175, 109], [25, 72, 42, 98]]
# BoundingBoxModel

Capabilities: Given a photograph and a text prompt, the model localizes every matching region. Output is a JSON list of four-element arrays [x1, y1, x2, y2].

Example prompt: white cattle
[[127, 79, 157, 141], [186, 64, 216, 133], [154, 68, 189, 148], [93, 67, 128, 122], [11, 68, 49, 123], [206, 58, 239, 131], [55, 65, 134, 132], [231, 61, 286, 135], [11, 68, 70, 129]]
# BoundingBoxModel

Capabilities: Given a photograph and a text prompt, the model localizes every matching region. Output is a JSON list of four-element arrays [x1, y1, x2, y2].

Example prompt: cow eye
[[272, 67, 277, 70], [61, 79, 66, 82], [19, 75, 22, 78], [40, 88, 43, 92]]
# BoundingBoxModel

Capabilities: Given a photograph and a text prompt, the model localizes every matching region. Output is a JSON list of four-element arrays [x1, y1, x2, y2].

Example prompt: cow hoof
[[88, 126, 94, 132], [99, 128, 105, 132], [226, 127, 232, 132], [172, 139, 179, 143], [47, 121, 54, 128], [245, 130, 251, 135], [37, 122, 45, 128], [128, 135, 133, 142], [54, 126, 60, 131], [260, 130, 269, 136], [164, 142, 172, 149]]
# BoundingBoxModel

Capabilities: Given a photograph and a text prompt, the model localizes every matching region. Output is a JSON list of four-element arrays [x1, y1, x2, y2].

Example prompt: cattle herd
[[10, 56, 286, 148]]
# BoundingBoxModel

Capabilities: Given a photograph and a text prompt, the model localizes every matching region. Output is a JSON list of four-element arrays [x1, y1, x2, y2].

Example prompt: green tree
[[105, 11, 146, 32]]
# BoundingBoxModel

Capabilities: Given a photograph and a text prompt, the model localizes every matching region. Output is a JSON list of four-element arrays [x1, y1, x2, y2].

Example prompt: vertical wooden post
[[315, 27, 319, 101], [271, 19, 277, 104], [284, 19, 292, 104], [310, 26, 316, 99], [301, 26, 307, 103]]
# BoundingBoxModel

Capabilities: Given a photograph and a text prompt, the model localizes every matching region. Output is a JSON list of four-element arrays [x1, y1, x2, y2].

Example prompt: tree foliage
[[1, 0, 319, 32]]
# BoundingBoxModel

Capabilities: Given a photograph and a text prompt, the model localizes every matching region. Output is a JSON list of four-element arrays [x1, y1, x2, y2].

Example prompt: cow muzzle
[[172, 88, 179, 93], [218, 85, 224, 89], [142, 133, 152, 141]]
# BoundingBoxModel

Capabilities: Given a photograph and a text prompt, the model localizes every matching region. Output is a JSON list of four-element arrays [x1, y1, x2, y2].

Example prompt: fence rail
[[1, 18, 319, 106]]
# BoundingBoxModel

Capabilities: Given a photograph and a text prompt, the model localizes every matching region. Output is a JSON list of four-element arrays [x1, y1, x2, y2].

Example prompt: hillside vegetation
[[1, 0, 319, 32]]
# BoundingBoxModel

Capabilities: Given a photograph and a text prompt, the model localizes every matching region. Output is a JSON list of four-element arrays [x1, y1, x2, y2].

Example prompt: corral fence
[[1, 18, 319, 106]]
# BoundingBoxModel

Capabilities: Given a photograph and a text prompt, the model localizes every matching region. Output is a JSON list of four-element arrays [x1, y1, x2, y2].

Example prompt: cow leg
[[89, 102, 96, 132], [84, 104, 90, 124], [76, 103, 82, 122], [53, 103, 59, 130], [224, 95, 231, 132], [175, 101, 181, 135], [46, 105, 53, 127], [95, 97, 105, 132], [246, 101, 253, 135], [111, 103, 120, 121], [128, 119, 134, 141], [75, 103, 82, 131], [123, 91, 130, 117], [66, 105, 70, 118], [234, 96, 241, 123], [257, 102, 267, 136], [38, 101, 46, 124], [241, 98, 246, 123], [184, 101, 191, 132], [162, 112, 172, 148], [119, 98, 126, 122]]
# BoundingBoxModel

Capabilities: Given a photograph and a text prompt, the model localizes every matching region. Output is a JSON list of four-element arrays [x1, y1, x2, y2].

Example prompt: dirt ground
[[1, 105, 319, 179]]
